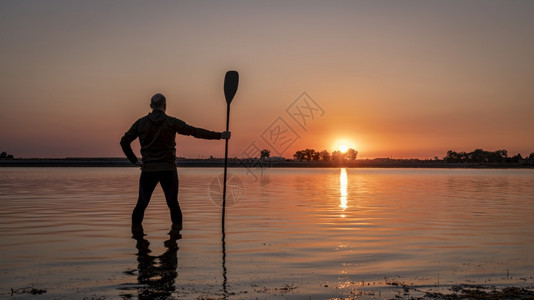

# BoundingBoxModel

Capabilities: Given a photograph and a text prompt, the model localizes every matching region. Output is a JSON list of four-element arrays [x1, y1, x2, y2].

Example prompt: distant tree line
[[256, 147, 532, 165], [445, 149, 534, 164], [0, 152, 14, 160], [292, 148, 358, 162]]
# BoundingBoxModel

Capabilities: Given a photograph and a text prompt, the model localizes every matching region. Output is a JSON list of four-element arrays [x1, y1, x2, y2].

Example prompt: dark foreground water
[[1, 167, 533, 299]]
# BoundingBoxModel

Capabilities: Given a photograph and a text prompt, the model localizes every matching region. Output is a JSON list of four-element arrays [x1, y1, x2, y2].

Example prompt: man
[[120, 93, 230, 235]]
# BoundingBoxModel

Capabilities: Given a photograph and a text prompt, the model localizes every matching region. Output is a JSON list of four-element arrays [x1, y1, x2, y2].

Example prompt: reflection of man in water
[[122, 228, 180, 298], [120, 93, 230, 234]]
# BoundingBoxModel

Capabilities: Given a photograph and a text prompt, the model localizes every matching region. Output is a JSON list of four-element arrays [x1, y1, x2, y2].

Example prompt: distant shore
[[1, 158, 533, 168]]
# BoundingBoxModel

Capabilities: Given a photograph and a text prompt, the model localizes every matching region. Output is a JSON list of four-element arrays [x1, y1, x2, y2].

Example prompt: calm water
[[1, 167, 533, 299]]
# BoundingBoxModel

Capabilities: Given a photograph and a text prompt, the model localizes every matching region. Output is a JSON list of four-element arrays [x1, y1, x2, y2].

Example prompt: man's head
[[150, 93, 166, 111]]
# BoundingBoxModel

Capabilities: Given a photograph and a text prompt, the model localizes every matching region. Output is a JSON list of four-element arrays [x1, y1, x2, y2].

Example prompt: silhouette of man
[[120, 93, 230, 235]]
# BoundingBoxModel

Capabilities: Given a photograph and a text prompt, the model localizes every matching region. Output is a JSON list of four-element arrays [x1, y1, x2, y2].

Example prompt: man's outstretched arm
[[120, 122, 140, 165], [176, 119, 230, 140]]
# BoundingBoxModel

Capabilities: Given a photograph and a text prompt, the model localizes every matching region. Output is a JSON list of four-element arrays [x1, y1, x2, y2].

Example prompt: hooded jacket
[[120, 110, 222, 172]]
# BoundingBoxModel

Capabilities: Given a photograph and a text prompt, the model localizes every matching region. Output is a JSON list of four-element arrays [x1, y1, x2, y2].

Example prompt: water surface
[[1, 167, 533, 299]]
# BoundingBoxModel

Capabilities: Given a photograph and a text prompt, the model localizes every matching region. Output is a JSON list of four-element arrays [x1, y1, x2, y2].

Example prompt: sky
[[1, 1, 533, 159]]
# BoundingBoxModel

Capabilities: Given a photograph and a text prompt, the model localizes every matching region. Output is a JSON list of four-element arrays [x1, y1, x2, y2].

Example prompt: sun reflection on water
[[339, 168, 348, 211]]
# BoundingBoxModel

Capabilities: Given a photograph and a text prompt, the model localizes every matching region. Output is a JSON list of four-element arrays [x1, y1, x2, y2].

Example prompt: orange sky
[[1, 1, 533, 159]]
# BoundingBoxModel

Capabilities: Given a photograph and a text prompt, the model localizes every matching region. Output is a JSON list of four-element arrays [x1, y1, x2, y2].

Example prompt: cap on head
[[150, 93, 166, 110]]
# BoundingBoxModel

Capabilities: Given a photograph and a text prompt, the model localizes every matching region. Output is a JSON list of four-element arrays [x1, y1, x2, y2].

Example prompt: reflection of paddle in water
[[120, 225, 181, 299], [221, 217, 228, 298]]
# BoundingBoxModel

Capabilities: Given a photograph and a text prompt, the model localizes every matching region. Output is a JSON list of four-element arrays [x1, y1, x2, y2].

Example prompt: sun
[[333, 138, 359, 154]]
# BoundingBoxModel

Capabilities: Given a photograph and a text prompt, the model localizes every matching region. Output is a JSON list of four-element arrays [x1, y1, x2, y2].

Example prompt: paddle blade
[[224, 70, 239, 104]]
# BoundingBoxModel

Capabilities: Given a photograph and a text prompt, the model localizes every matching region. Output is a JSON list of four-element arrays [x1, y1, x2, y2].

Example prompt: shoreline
[[1, 158, 533, 168], [7, 281, 534, 299]]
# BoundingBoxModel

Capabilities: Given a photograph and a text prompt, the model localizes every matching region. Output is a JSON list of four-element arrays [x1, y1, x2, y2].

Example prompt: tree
[[458, 151, 468, 162], [293, 150, 306, 161], [303, 149, 316, 161], [445, 150, 458, 163], [311, 150, 321, 161], [495, 149, 508, 161], [260, 149, 270, 160], [320, 150, 330, 162], [331, 150, 347, 163], [293, 149, 320, 161], [487, 149, 507, 163], [346, 148, 358, 161], [446, 149, 514, 164], [508, 153, 523, 164], [469, 148, 487, 163], [0, 152, 6, 159]]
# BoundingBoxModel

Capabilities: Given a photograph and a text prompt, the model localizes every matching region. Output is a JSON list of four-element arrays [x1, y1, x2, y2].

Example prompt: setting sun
[[339, 144, 349, 153], [333, 138, 358, 154]]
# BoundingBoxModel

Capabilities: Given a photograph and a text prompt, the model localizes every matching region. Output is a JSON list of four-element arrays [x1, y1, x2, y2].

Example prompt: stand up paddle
[[222, 70, 239, 224]]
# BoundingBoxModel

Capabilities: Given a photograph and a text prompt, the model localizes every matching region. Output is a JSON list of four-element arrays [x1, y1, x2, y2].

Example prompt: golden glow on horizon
[[333, 138, 358, 154], [339, 168, 348, 211]]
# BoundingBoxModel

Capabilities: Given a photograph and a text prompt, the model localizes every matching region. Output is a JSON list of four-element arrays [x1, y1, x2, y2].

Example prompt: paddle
[[222, 70, 239, 223]]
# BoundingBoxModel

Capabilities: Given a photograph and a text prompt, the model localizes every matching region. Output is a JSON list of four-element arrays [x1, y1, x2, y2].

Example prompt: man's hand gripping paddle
[[222, 71, 239, 224]]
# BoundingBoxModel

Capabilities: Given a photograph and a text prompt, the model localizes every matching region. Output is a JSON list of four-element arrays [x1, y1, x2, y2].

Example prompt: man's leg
[[132, 172, 159, 225], [159, 170, 182, 229]]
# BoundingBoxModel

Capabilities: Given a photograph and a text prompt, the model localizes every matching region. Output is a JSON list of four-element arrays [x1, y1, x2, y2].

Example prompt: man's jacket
[[120, 110, 221, 172]]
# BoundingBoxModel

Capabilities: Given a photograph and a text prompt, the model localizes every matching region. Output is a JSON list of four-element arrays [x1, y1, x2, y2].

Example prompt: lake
[[1, 167, 533, 299]]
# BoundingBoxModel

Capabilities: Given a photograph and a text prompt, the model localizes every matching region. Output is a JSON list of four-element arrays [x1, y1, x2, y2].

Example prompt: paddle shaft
[[222, 102, 230, 221]]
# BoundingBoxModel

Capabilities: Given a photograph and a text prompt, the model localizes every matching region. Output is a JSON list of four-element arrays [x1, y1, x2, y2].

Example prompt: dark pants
[[132, 170, 182, 227]]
